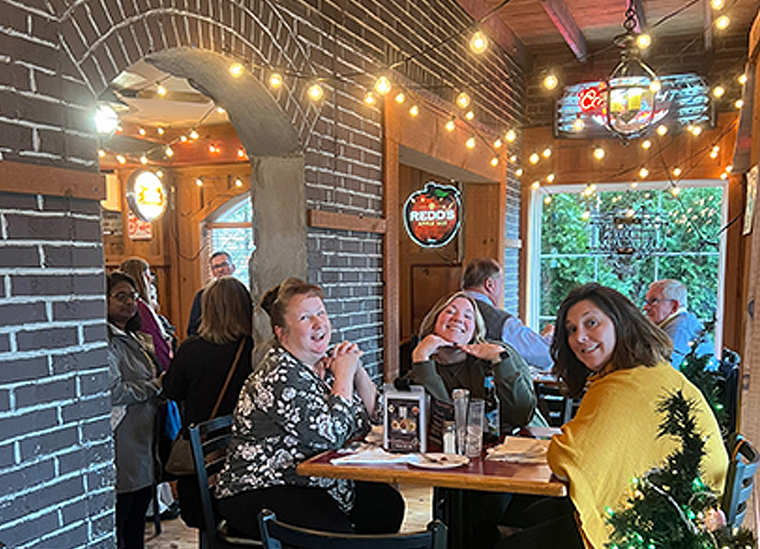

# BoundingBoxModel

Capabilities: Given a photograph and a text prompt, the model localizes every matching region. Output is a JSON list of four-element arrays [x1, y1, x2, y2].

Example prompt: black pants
[[496, 496, 585, 549], [116, 486, 153, 549], [217, 481, 405, 539]]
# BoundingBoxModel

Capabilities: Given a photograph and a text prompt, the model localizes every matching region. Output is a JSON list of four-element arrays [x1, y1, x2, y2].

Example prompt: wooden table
[[297, 451, 566, 497], [298, 450, 566, 549]]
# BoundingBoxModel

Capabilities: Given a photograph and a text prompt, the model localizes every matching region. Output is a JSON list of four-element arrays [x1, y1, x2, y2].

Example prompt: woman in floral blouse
[[216, 277, 404, 537]]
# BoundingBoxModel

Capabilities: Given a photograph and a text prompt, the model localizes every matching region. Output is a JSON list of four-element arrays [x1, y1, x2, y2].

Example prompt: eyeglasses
[[110, 291, 139, 303], [211, 261, 230, 271], [642, 298, 674, 306]]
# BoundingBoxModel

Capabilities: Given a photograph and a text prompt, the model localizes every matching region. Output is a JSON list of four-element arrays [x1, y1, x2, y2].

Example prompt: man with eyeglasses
[[643, 279, 714, 369], [186, 251, 236, 337]]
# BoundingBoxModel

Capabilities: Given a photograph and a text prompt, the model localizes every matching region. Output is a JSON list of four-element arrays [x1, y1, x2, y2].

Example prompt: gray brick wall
[[0, 0, 525, 544], [0, 193, 112, 549]]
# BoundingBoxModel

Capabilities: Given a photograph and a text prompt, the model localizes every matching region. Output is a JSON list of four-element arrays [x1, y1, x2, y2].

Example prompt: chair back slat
[[189, 415, 262, 548], [258, 510, 447, 549], [722, 433, 759, 529]]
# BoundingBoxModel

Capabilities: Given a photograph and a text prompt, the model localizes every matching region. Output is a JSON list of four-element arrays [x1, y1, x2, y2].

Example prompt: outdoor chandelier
[[605, 0, 657, 140]]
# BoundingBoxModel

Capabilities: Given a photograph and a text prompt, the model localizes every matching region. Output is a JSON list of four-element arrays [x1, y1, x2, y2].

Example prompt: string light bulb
[[229, 63, 244, 78], [715, 15, 730, 30], [710, 145, 720, 159], [544, 195, 552, 205], [505, 129, 517, 143], [189, 130, 199, 140], [738, 74, 748, 85], [546, 173, 556, 183], [138, 127, 146, 136], [140, 155, 148, 165], [98, 149, 106, 158], [649, 79, 661, 93], [710, 0, 725, 9], [531, 181, 541, 190], [395, 92, 406, 104], [515, 168, 524, 177], [308, 82, 325, 101], [179, 135, 188, 142], [641, 139, 652, 150], [735, 99, 744, 109], [445, 117, 456, 132], [543, 73, 559, 90], [195, 178, 203, 187], [157, 84, 167, 97], [509, 154, 518, 163], [235, 178, 243, 188], [364, 91, 377, 105], [490, 157, 499, 167], [164, 146, 174, 158], [529, 152, 540, 164], [493, 138, 503, 149], [116, 154, 126, 165], [456, 92, 471, 109], [636, 34, 652, 49], [712, 85, 725, 98], [671, 186, 681, 196], [630, 181, 639, 189], [639, 167, 649, 178], [593, 146, 606, 160], [374, 76, 392, 95], [409, 105, 420, 117], [466, 136, 476, 149], [469, 30, 489, 54], [269, 72, 283, 88], [216, 106, 226, 114], [542, 147, 552, 158], [465, 110, 475, 121], [672, 167, 682, 177], [237, 148, 246, 158], [656, 124, 668, 136], [573, 117, 585, 132], [157, 127, 165, 136]]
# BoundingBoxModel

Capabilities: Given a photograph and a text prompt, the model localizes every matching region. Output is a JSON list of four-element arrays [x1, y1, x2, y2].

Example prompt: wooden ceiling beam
[[540, 0, 588, 62], [703, 0, 714, 52]]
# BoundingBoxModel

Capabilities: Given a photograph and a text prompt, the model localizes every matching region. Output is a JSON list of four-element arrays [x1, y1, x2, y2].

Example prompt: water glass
[[465, 399, 484, 458], [452, 388, 470, 455]]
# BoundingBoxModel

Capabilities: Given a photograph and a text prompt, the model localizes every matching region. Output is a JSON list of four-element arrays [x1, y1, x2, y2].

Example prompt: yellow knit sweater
[[547, 362, 728, 549]]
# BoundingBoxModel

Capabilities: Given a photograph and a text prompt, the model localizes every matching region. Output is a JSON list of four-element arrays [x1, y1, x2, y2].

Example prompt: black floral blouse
[[216, 345, 371, 512]]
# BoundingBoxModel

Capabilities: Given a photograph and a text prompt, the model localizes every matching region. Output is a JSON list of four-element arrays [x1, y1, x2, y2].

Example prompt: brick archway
[[55, 0, 322, 154]]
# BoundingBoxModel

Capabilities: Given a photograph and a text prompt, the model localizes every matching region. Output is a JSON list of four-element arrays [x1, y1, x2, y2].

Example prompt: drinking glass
[[452, 388, 470, 455], [464, 399, 484, 458]]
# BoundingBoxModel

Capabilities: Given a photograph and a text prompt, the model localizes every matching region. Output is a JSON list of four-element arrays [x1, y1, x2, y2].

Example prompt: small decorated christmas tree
[[605, 390, 756, 549]]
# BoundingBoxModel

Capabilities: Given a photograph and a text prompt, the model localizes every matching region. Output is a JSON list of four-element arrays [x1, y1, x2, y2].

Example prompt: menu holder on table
[[383, 383, 428, 453]]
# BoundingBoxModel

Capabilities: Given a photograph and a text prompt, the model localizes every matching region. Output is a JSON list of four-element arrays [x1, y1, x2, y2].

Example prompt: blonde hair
[[119, 257, 151, 303], [418, 291, 486, 344], [198, 277, 253, 344]]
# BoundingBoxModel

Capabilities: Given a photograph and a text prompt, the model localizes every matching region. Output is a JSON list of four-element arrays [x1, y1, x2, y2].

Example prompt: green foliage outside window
[[539, 186, 722, 326]]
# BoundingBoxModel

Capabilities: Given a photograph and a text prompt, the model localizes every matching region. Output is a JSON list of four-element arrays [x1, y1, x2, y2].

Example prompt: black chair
[[188, 415, 262, 549], [258, 509, 447, 549], [721, 433, 759, 529]]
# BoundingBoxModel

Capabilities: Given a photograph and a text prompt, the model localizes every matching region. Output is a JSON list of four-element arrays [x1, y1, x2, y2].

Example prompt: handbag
[[164, 338, 246, 476]]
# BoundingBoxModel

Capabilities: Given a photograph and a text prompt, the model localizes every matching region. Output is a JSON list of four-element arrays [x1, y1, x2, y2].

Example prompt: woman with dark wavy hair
[[498, 283, 728, 549]]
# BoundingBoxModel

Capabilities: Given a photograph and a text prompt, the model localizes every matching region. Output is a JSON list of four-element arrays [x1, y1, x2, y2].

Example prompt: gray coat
[[108, 323, 162, 494]]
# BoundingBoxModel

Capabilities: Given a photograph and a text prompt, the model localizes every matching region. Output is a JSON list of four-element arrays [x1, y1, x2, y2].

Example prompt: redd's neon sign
[[403, 182, 462, 248]]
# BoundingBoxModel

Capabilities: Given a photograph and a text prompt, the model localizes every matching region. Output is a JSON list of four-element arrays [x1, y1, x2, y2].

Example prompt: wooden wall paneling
[[463, 182, 504, 266]]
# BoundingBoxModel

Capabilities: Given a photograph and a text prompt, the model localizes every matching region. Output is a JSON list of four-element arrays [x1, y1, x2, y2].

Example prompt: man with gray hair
[[643, 279, 713, 368], [461, 257, 554, 371]]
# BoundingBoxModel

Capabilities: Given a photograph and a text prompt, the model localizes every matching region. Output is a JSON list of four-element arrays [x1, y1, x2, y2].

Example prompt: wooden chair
[[258, 509, 447, 549], [188, 415, 262, 549], [721, 433, 759, 529]]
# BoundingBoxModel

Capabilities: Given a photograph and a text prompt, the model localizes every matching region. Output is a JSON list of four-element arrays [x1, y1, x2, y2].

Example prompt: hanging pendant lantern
[[605, 0, 657, 140]]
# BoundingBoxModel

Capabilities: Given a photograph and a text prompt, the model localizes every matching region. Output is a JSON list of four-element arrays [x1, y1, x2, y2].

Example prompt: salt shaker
[[442, 421, 456, 454]]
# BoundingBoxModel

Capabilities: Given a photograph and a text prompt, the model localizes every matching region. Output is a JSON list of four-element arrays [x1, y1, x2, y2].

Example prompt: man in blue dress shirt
[[461, 257, 554, 371], [643, 279, 714, 369]]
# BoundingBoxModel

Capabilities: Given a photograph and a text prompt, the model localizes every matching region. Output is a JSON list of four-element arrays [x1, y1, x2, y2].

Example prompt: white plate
[[409, 453, 470, 469]]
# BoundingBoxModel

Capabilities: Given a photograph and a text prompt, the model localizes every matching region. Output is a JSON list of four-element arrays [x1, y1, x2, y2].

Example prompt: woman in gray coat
[[107, 271, 162, 549]]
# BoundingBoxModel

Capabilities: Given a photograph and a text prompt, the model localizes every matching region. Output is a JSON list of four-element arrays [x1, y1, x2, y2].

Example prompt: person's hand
[[541, 323, 555, 339], [459, 342, 504, 362], [411, 334, 452, 362], [328, 341, 363, 381]]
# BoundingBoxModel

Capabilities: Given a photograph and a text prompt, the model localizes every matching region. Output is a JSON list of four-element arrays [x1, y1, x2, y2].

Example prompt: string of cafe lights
[[96, 0, 750, 178]]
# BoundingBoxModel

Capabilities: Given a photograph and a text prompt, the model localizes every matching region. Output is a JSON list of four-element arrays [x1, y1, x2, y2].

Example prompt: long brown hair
[[552, 283, 673, 397], [119, 257, 151, 304], [198, 277, 253, 344]]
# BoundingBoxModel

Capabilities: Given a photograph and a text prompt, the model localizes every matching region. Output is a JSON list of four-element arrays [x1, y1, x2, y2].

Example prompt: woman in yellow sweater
[[497, 283, 727, 549]]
